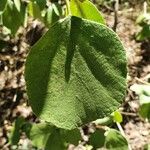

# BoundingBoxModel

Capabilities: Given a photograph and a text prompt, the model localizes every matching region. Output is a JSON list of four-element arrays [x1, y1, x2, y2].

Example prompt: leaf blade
[[0, 0, 7, 14], [105, 129, 128, 150], [25, 16, 127, 130]]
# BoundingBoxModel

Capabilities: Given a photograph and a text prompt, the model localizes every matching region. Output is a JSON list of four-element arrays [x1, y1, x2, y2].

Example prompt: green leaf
[[0, 40, 8, 51], [130, 84, 150, 120], [139, 102, 150, 120], [89, 129, 105, 149], [60, 128, 81, 145], [0, 0, 7, 14], [28, 0, 42, 21], [105, 129, 128, 150], [44, 3, 62, 27], [45, 129, 65, 150], [14, 0, 21, 12], [112, 110, 123, 123], [9, 117, 25, 145], [136, 25, 150, 41], [70, 0, 105, 24], [22, 122, 32, 138], [2, 0, 27, 35], [144, 144, 150, 150], [29, 123, 53, 148], [136, 13, 150, 26], [52, 3, 62, 16], [25, 16, 127, 130], [35, 0, 46, 10], [136, 13, 150, 41]]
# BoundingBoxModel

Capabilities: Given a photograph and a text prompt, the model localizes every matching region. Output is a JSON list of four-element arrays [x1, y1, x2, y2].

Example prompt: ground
[[0, 1, 150, 150]]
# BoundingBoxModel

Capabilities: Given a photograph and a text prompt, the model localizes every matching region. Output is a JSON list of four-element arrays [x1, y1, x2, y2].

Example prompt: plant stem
[[93, 116, 113, 126], [113, 0, 119, 31], [121, 112, 137, 117], [116, 122, 132, 150], [135, 77, 150, 86], [0, 14, 3, 25], [144, 1, 147, 15], [65, 0, 71, 15]]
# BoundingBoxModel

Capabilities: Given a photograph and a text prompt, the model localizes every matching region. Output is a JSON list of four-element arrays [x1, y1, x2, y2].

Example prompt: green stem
[[65, 0, 71, 15], [93, 116, 113, 126], [143, 1, 147, 15], [0, 14, 3, 25]]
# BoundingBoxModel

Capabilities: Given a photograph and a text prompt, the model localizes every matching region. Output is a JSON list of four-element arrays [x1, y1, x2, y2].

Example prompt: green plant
[[130, 84, 150, 120], [25, 0, 127, 130], [136, 2, 150, 41], [136, 13, 150, 41], [0, 0, 63, 36], [24, 0, 127, 148], [2, 0, 128, 149], [9, 113, 129, 149]]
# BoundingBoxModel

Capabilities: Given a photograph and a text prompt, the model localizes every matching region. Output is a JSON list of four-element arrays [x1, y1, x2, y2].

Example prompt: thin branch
[[116, 122, 132, 150], [113, 0, 119, 31], [121, 112, 137, 117], [144, 1, 147, 15], [96, 125, 109, 131], [135, 77, 150, 86]]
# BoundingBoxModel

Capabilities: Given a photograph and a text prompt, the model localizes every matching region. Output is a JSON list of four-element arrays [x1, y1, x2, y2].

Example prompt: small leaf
[[136, 13, 150, 41], [22, 122, 32, 138], [112, 110, 123, 123], [130, 84, 150, 120], [70, 0, 105, 24], [2, 0, 27, 35], [0, 40, 8, 51], [28, 0, 42, 21], [144, 144, 150, 150], [14, 0, 21, 12], [29, 123, 54, 148], [89, 129, 105, 148], [45, 129, 65, 150], [44, 3, 62, 27], [136, 25, 150, 41], [136, 13, 150, 26], [139, 102, 150, 120], [35, 0, 46, 10], [0, 0, 7, 14], [105, 129, 128, 150], [52, 3, 62, 16], [60, 128, 81, 145], [25, 16, 127, 130], [9, 117, 25, 145]]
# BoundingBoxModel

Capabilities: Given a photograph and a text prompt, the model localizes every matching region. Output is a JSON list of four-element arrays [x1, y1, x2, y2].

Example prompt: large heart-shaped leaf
[[25, 16, 127, 130]]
